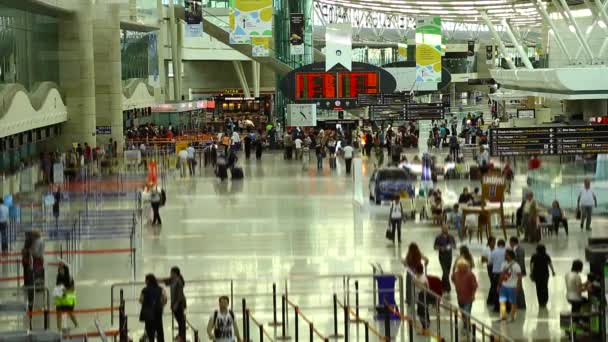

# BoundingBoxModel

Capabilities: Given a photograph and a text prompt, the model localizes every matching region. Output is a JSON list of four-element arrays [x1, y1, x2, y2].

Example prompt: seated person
[[458, 187, 473, 205], [566, 260, 588, 313], [430, 192, 443, 224], [550, 200, 568, 236], [472, 187, 482, 206], [450, 204, 463, 240]]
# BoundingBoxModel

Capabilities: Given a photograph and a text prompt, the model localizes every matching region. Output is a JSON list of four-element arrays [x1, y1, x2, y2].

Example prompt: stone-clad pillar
[[57, 0, 96, 147], [93, 3, 124, 152]]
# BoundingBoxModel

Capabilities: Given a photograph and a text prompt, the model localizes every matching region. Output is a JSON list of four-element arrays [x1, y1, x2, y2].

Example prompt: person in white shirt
[[178, 148, 188, 178], [478, 146, 489, 166], [231, 131, 241, 150], [577, 178, 597, 231], [0, 199, 9, 253], [388, 197, 403, 243], [343, 142, 354, 174], [187, 145, 196, 176], [566, 259, 588, 313], [489, 239, 506, 312], [498, 249, 522, 321], [207, 296, 242, 342], [294, 137, 303, 160]]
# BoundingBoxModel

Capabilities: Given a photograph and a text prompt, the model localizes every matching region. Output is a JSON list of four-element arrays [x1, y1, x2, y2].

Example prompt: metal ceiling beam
[[480, 11, 517, 69], [555, 0, 595, 63], [533, 0, 573, 64], [502, 19, 534, 69]]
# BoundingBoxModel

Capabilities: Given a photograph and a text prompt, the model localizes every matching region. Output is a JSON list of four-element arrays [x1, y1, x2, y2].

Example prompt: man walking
[[343, 141, 354, 174], [490, 239, 507, 312], [178, 148, 188, 178], [434, 224, 456, 292], [578, 178, 597, 231], [187, 144, 196, 176], [150, 184, 163, 225], [0, 199, 9, 253], [207, 296, 242, 342], [510, 237, 526, 310]]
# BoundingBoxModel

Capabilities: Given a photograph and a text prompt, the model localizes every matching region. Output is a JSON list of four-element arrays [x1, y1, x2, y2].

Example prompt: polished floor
[[1, 148, 601, 342]]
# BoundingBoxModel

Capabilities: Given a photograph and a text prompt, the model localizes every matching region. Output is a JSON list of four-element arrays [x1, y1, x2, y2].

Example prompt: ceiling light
[[599, 20, 607, 29], [568, 25, 576, 33]]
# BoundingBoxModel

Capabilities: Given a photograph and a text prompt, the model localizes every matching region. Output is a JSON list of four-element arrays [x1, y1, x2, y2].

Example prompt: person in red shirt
[[528, 155, 541, 170], [452, 260, 478, 330]]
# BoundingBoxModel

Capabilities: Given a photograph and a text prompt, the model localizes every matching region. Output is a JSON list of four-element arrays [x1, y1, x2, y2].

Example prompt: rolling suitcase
[[231, 167, 244, 179]]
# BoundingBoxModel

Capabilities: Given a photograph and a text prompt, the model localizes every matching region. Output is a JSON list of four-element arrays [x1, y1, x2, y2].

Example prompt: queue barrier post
[[383, 304, 390, 341], [454, 310, 459, 342], [329, 293, 343, 338], [269, 283, 282, 327], [43, 308, 49, 330], [259, 324, 264, 342], [472, 323, 477, 340], [408, 316, 414, 342], [294, 306, 299, 342], [309, 323, 314, 342], [343, 305, 349, 342], [353, 281, 360, 323], [364, 321, 369, 342], [242, 299, 248, 342], [246, 309, 251, 342]]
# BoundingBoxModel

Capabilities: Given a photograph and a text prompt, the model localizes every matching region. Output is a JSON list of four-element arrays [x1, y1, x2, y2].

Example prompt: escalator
[[201, 10, 294, 77]]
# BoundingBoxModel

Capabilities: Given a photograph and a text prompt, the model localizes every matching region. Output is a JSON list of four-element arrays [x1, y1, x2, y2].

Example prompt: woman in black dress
[[139, 274, 167, 342], [530, 244, 556, 308]]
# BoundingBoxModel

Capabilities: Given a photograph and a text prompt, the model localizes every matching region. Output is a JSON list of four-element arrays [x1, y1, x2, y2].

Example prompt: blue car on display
[[369, 168, 415, 204]]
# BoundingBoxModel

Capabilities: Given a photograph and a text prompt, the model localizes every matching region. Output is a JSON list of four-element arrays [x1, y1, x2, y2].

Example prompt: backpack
[[213, 309, 235, 339], [160, 189, 167, 206]]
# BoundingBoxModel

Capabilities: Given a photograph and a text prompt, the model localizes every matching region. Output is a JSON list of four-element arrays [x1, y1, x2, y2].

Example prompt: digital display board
[[369, 102, 445, 121], [295, 72, 336, 99], [357, 93, 411, 106], [489, 126, 608, 156], [294, 71, 378, 100]]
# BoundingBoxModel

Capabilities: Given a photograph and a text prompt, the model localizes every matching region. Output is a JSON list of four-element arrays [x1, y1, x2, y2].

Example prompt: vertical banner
[[415, 16, 442, 83], [325, 23, 352, 71], [397, 43, 408, 61], [486, 45, 494, 65], [184, 0, 203, 37], [289, 13, 304, 55], [467, 40, 475, 62], [148, 32, 159, 86], [231, 0, 273, 37], [251, 37, 270, 57]]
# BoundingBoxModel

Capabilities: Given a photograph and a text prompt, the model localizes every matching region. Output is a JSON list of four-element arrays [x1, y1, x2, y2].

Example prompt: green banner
[[415, 16, 442, 83]]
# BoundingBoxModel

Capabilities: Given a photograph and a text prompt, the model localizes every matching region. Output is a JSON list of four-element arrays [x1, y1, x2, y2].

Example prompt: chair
[[402, 199, 415, 219], [539, 214, 552, 237], [414, 197, 428, 220]]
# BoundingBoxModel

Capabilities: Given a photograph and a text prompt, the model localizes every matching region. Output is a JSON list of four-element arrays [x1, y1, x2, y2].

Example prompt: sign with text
[[96, 126, 112, 135], [184, 0, 202, 37], [290, 13, 304, 55], [489, 126, 608, 156], [415, 17, 442, 83]]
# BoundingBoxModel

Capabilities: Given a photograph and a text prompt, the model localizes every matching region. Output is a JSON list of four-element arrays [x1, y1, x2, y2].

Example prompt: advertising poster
[[486, 45, 494, 65], [325, 23, 352, 71], [231, 0, 273, 38], [252, 37, 270, 57], [148, 32, 159, 86], [289, 13, 304, 55], [467, 40, 475, 62], [397, 43, 408, 61], [184, 0, 203, 38], [415, 16, 442, 83]]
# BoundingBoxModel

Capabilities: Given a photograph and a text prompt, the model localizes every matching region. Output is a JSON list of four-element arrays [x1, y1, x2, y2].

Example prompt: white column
[[534, 0, 574, 64], [502, 19, 534, 69], [156, 0, 168, 101], [232, 61, 251, 98], [252, 61, 260, 98], [555, 0, 596, 63], [479, 11, 517, 69], [168, 0, 180, 100]]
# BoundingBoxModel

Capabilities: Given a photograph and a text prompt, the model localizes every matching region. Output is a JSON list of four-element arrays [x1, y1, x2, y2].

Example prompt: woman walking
[[139, 274, 167, 342], [163, 267, 187, 342], [55, 263, 78, 331], [403, 243, 429, 305], [388, 197, 404, 244], [530, 244, 556, 308]]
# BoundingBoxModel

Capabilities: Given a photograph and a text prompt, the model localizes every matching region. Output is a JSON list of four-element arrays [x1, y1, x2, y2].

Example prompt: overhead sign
[[96, 126, 112, 135], [290, 13, 304, 55], [489, 126, 608, 156], [415, 17, 442, 83], [231, 0, 273, 38], [486, 45, 494, 65], [369, 102, 445, 121], [184, 0, 202, 37], [286, 104, 317, 127], [357, 93, 411, 106], [326, 23, 352, 71], [517, 109, 535, 119]]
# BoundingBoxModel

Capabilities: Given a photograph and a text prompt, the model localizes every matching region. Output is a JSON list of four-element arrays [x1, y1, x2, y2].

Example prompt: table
[[461, 204, 507, 242]]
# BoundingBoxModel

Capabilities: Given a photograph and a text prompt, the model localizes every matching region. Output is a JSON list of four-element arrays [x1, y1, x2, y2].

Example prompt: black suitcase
[[231, 167, 244, 179], [216, 163, 228, 180]]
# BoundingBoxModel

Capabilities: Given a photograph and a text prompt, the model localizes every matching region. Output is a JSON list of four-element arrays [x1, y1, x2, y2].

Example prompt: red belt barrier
[[0, 276, 24, 282], [2, 248, 135, 257], [29, 306, 118, 316]]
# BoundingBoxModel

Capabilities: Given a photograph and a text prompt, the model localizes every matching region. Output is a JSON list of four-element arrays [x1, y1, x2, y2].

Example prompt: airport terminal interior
[[1, 0, 608, 341]]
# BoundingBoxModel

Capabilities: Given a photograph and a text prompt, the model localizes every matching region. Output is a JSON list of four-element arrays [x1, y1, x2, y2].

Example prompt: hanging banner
[[486, 45, 494, 65], [415, 16, 442, 83], [252, 37, 270, 57], [325, 23, 352, 71], [397, 43, 408, 61], [289, 13, 304, 55], [231, 0, 273, 38], [467, 40, 475, 62], [148, 32, 159, 86], [184, 0, 203, 37]]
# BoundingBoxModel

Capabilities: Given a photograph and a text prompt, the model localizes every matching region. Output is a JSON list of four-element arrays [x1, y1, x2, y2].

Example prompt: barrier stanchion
[[242, 299, 248, 342], [472, 323, 476, 340], [309, 323, 314, 342], [364, 321, 369, 342], [454, 311, 459, 342], [351, 281, 362, 324], [343, 305, 349, 342], [294, 306, 299, 342], [269, 283, 282, 327], [384, 304, 390, 341], [408, 316, 414, 342], [245, 309, 251, 342], [259, 324, 264, 342], [329, 293, 343, 338], [276, 295, 290, 340]]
